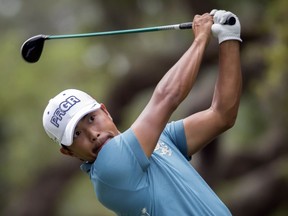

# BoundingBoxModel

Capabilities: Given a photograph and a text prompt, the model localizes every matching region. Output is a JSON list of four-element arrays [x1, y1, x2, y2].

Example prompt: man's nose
[[87, 129, 100, 143]]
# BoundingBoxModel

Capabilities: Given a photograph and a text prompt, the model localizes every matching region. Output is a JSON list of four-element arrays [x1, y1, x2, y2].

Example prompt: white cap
[[42, 89, 101, 146]]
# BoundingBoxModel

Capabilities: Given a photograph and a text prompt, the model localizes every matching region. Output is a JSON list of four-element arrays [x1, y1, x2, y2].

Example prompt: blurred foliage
[[0, 0, 287, 215]]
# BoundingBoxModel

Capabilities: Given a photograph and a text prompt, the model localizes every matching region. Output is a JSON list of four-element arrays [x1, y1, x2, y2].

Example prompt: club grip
[[179, 22, 192, 29], [179, 16, 236, 30]]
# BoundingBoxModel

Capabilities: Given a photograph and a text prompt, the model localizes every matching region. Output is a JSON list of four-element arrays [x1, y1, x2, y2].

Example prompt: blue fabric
[[81, 120, 232, 216]]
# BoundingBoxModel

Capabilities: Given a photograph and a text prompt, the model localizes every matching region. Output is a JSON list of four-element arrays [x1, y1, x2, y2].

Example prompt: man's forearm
[[155, 36, 209, 108], [212, 40, 242, 126]]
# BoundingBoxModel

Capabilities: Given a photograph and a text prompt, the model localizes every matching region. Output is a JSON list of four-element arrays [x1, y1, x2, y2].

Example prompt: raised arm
[[184, 10, 242, 156], [131, 13, 213, 157]]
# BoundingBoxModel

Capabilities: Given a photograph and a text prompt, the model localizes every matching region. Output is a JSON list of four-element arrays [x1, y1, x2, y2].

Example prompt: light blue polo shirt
[[81, 120, 232, 216]]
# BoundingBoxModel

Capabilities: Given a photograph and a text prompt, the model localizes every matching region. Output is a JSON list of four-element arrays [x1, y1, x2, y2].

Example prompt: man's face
[[61, 106, 119, 162]]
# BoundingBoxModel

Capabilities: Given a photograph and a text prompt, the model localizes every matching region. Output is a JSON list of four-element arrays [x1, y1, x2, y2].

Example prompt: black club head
[[21, 35, 47, 63]]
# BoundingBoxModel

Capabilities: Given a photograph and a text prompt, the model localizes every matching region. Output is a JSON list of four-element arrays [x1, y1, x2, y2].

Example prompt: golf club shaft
[[47, 22, 193, 40], [21, 17, 236, 63]]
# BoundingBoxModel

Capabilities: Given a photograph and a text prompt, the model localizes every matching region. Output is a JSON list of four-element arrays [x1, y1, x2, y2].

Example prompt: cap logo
[[50, 95, 80, 128]]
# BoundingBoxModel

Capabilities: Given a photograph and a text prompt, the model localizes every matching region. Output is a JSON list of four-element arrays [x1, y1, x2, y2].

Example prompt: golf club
[[21, 17, 236, 63]]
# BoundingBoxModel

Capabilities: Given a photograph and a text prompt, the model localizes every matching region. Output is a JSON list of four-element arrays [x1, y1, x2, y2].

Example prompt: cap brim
[[61, 102, 101, 146]]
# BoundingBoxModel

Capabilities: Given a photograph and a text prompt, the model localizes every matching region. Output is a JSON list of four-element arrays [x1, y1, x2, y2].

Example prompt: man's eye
[[89, 115, 95, 123], [74, 131, 81, 138]]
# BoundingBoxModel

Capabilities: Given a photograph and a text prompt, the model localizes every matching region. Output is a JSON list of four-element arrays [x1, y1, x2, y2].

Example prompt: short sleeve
[[161, 120, 190, 160]]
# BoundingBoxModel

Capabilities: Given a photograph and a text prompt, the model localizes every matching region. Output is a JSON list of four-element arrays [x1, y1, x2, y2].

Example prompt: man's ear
[[100, 103, 113, 120], [60, 147, 74, 157]]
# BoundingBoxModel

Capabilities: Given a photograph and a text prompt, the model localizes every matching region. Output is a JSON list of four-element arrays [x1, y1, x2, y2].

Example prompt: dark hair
[[61, 144, 69, 150]]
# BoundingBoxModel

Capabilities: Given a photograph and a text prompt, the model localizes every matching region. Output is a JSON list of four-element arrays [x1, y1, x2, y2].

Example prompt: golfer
[[43, 10, 242, 216]]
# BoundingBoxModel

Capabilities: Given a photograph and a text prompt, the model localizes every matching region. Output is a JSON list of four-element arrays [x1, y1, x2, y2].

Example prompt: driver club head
[[21, 35, 47, 63]]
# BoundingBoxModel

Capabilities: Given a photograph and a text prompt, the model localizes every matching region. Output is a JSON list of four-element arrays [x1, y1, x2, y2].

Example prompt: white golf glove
[[210, 9, 242, 44]]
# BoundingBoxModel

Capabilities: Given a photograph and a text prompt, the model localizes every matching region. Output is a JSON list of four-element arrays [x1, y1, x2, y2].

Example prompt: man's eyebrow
[[82, 114, 88, 119], [74, 114, 89, 132]]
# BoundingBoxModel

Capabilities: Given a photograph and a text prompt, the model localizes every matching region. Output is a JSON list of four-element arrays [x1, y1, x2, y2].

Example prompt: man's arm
[[184, 41, 242, 156], [131, 14, 213, 157], [184, 10, 242, 156]]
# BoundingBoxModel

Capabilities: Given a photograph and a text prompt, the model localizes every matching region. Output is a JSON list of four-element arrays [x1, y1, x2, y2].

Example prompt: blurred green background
[[0, 0, 287, 215]]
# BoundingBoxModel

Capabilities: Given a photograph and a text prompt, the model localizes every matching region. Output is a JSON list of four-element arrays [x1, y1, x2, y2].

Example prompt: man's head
[[43, 89, 119, 162], [43, 89, 101, 146]]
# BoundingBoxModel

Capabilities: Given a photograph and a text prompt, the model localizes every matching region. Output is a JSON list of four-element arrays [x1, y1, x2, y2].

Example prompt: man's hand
[[192, 13, 213, 43], [210, 9, 242, 44]]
